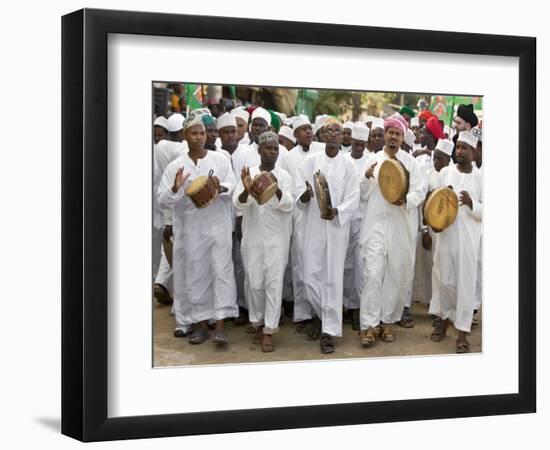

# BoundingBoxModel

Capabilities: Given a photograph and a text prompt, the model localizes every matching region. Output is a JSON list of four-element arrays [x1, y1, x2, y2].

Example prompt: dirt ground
[[153, 301, 481, 367]]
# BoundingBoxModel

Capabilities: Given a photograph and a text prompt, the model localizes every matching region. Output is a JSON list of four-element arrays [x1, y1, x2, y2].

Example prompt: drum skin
[[250, 171, 278, 205], [378, 159, 409, 204], [423, 187, 459, 231], [186, 175, 218, 208], [313, 170, 333, 219]]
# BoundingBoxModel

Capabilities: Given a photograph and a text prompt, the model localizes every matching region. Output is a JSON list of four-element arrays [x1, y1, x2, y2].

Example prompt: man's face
[[295, 124, 313, 147], [369, 128, 385, 152], [433, 149, 450, 172], [420, 126, 435, 148], [170, 130, 184, 143], [455, 141, 474, 165], [351, 138, 366, 156], [205, 123, 218, 145], [250, 118, 269, 143], [184, 124, 206, 149], [235, 118, 248, 140], [279, 135, 295, 151], [219, 126, 238, 148], [153, 126, 167, 144], [342, 127, 352, 146], [324, 124, 343, 146], [259, 141, 280, 166], [453, 116, 470, 132], [384, 127, 404, 151]]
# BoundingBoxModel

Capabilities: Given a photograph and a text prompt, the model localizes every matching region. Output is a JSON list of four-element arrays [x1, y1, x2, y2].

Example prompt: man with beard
[[295, 119, 359, 354], [358, 116, 426, 347], [367, 118, 385, 153], [278, 117, 324, 327], [451, 104, 479, 161], [157, 113, 238, 344], [413, 116, 446, 172], [343, 122, 373, 330], [234, 131, 294, 352], [429, 131, 482, 353]]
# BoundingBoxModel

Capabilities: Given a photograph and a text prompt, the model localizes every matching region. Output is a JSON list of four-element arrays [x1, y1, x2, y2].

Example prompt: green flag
[[185, 84, 203, 110]]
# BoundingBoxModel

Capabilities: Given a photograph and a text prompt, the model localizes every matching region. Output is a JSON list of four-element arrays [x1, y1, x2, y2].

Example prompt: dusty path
[[153, 302, 481, 367]]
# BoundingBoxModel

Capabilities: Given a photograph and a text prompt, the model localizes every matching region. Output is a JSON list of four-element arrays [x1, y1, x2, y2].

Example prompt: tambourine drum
[[186, 170, 218, 208], [313, 170, 333, 219], [378, 158, 409, 204], [250, 171, 278, 205], [423, 187, 459, 231]]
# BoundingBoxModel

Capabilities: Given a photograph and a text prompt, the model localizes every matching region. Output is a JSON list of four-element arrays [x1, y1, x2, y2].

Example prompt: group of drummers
[[153, 101, 483, 355]]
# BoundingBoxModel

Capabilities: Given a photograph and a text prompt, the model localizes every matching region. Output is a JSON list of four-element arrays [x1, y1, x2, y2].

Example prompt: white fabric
[[342, 121, 354, 130], [234, 165, 294, 333], [313, 114, 329, 134], [155, 240, 174, 292], [251, 106, 271, 125], [429, 164, 483, 332], [293, 116, 310, 131], [154, 116, 169, 130], [371, 118, 385, 130], [277, 142, 324, 319], [295, 151, 360, 336], [166, 113, 185, 132], [457, 130, 478, 148], [157, 151, 238, 329], [213, 146, 231, 161], [359, 148, 427, 329], [231, 107, 250, 123], [340, 144, 352, 153], [436, 138, 454, 156], [278, 125, 296, 143], [405, 129, 416, 147], [343, 152, 375, 309], [352, 122, 370, 142], [216, 112, 237, 130], [155, 140, 188, 225], [410, 117, 420, 128]]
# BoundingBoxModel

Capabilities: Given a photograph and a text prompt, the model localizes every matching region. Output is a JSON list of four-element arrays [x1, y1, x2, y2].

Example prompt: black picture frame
[[61, 8, 536, 442]]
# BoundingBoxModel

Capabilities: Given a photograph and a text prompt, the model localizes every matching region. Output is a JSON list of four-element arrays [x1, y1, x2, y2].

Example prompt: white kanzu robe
[[359, 148, 427, 329], [343, 152, 375, 310], [234, 166, 294, 332], [295, 151, 360, 336], [157, 151, 238, 330], [278, 142, 324, 321], [429, 164, 482, 332]]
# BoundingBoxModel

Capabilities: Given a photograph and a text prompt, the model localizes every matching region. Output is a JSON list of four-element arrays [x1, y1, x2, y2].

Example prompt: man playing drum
[[157, 113, 238, 345], [358, 115, 426, 347], [428, 131, 483, 353], [233, 131, 294, 352], [295, 118, 359, 354]]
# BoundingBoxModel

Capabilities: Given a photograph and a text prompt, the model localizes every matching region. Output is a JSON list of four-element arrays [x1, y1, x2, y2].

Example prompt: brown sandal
[[380, 324, 395, 342], [456, 337, 470, 353], [261, 334, 274, 353], [430, 319, 448, 342]]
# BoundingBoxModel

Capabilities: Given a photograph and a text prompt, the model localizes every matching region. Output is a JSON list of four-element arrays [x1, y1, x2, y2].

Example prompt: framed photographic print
[[61, 8, 536, 442]]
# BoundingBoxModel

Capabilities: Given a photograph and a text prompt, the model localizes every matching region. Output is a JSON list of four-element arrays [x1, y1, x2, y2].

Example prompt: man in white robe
[[153, 117, 188, 306], [358, 115, 426, 347], [234, 131, 294, 352], [295, 118, 359, 354], [277, 117, 324, 326], [408, 139, 453, 327], [157, 114, 238, 344], [471, 126, 483, 322], [343, 122, 373, 330], [367, 118, 385, 154], [429, 131, 482, 353]]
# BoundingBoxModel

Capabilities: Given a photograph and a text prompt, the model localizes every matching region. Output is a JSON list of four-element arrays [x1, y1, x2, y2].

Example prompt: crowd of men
[[152, 99, 483, 355]]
